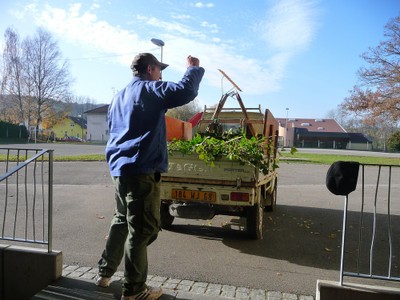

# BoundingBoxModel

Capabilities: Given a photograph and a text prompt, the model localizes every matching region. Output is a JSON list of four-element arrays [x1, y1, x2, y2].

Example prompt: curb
[[62, 265, 315, 300]]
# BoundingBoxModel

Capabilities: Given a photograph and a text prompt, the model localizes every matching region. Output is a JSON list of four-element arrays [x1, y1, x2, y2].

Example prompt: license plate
[[171, 189, 216, 202]]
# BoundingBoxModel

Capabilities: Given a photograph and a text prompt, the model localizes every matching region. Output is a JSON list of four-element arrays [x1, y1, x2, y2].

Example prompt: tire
[[160, 202, 174, 229], [246, 202, 264, 240], [265, 177, 278, 212]]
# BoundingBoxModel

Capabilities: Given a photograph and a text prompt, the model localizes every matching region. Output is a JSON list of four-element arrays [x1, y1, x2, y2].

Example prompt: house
[[85, 105, 109, 143], [347, 132, 373, 151], [51, 116, 86, 141], [85, 104, 192, 143], [277, 118, 372, 150]]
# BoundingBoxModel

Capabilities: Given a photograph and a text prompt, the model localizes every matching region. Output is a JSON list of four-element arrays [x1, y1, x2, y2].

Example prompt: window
[[301, 123, 311, 126]]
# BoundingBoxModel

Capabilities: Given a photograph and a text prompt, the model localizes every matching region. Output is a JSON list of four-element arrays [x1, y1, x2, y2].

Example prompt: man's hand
[[187, 55, 200, 67]]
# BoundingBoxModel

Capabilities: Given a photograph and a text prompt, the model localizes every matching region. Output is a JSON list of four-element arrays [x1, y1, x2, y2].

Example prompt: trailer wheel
[[160, 202, 174, 229], [246, 202, 264, 239], [265, 177, 277, 212]]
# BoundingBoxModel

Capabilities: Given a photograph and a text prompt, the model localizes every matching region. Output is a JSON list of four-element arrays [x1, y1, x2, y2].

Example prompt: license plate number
[[171, 189, 216, 202]]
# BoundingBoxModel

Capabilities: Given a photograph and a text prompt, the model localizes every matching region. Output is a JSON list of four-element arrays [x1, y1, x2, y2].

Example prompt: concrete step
[[32, 276, 235, 300]]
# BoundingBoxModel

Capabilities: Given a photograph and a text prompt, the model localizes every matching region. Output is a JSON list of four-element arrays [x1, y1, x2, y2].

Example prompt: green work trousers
[[98, 173, 161, 296]]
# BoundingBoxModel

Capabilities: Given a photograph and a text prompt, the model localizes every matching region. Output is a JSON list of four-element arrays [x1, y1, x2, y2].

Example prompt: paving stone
[[205, 288, 221, 296], [237, 287, 250, 293], [221, 290, 236, 298], [80, 272, 96, 280], [267, 291, 282, 300], [162, 282, 178, 289], [250, 289, 267, 300], [193, 282, 208, 288], [207, 283, 222, 290], [86, 269, 98, 275], [191, 286, 206, 294], [180, 279, 195, 286], [76, 266, 92, 273], [147, 280, 163, 287], [62, 269, 72, 276], [236, 292, 250, 299], [165, 278, 181, 285], [68, 271, 84, 278], [176, 283, 191, 291], [299, 296, 314, 300], [59, 265, 316, 300], [64, 265, 80, 272], [236, 286, 250, 299], [151, 276, 168, 283], [222, 285, 236, 292]]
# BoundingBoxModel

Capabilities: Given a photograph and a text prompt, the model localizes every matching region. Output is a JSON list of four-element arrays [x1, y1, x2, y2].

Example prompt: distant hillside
[[69, 102, 108, 119], [0, 94, 107, 122]]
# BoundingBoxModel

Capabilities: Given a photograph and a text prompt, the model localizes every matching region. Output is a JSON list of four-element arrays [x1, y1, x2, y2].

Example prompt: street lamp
[[151, 38, 165, 63], [285, 108, 289, 147], [78, 114, 84, 141]]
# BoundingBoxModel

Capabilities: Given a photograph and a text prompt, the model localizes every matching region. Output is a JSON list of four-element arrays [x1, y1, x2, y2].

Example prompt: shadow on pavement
[[32, 277, 199, 300], [32, 277, 121, 299], [166, 204, 400, 274]]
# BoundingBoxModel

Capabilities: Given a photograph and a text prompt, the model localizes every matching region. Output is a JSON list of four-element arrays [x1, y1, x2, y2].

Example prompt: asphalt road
[[49, 162, 400, 296], [3, 143, 400, 296], [52, 161, 336, 297]]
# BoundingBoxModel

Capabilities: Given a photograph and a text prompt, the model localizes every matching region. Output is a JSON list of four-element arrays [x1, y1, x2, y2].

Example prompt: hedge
[[0, 121, 29, 139]]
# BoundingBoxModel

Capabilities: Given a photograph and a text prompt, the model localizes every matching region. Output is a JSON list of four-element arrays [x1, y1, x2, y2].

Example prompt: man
[[96, 53, 204, 300]]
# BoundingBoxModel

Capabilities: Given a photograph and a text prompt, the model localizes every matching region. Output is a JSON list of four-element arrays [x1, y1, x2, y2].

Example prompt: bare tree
[[342, 16, 400, 124], [23, 28, 72, 132], [166, 99, 201, 121], [1, 27, 25, 124], [325, 105, 350, 126]]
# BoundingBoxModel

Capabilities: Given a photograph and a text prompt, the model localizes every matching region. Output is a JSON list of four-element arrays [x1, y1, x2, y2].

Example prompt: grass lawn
[[56, 151, 399, 166], [1, 150, 399, 166], [279, 151, 400, 165]]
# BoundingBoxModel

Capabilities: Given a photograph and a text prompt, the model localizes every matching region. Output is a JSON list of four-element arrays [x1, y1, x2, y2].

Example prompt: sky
[[0, 0, 399, 119]]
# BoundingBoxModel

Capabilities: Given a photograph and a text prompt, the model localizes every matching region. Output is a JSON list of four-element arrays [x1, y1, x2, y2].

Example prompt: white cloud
[[13, 0, 319, 99], [192, 2, 214, 8], [23, 4, 147, 66], [170, 13, 191, 20], [257, 0, 319, 51], [200, 21, 218, 33], [90, 2, 100, 11], [138, 15, 207, 40]]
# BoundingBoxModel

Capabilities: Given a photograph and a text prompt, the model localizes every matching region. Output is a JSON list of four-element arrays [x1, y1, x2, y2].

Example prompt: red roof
[[276, 118, 346, 133], [188, 112, 203, 127]]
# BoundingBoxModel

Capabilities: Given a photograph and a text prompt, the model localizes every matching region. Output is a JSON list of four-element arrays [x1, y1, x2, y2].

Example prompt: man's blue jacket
[[105, 66, 205, 177]]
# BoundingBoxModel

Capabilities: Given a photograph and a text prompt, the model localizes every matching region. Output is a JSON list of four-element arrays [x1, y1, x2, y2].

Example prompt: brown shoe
[[121, 286, 163, 300], [95, 274, 111, 287]]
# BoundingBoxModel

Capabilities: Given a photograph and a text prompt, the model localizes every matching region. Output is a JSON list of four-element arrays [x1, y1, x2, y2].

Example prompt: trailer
[[160, 71, 279, 239]]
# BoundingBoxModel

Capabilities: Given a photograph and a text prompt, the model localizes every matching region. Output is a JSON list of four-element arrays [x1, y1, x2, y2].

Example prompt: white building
[[85, 105, 109, 143]]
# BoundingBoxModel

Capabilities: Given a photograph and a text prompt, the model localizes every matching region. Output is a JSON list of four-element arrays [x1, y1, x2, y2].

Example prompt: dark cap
[[130, 53, 168, 73]]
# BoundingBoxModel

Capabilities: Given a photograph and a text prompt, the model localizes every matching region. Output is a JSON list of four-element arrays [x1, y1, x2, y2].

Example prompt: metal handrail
[[337, 163, 400, 285], [0, 148, 53, 252]]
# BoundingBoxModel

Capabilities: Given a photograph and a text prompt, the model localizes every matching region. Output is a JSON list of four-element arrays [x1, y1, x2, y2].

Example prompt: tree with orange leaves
[[342, 16, 400, 126]]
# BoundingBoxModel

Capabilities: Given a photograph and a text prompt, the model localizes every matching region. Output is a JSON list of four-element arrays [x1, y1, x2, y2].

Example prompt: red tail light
[[230, 192, 250, 202]]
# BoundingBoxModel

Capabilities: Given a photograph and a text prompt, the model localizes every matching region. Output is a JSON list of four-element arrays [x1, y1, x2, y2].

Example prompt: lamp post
[[151, 38, 165, 63], [78, 114, 84, 141], [285, 108, 289, 147]]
